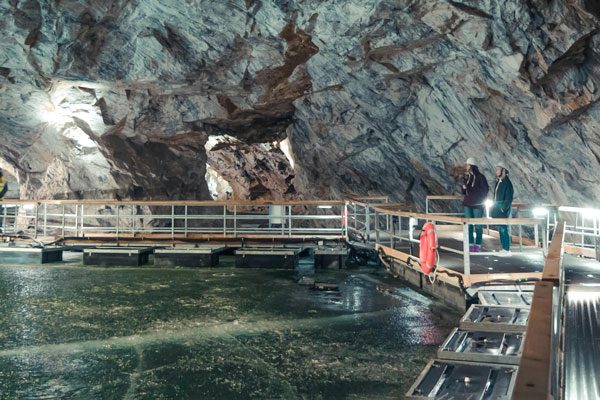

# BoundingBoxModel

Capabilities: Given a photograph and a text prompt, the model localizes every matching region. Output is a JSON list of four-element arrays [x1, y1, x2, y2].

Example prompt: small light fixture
[[533, 207, 548, 217], [318, 205, 332, 209], [22, 204, 35, 210]]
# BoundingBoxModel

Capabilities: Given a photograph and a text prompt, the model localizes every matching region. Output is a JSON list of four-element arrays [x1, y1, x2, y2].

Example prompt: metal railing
[[346, 196, 389, 239], [557, 206, 600, 260], [347, 200, 548, 275], [425, 195, 564, 252], [0, 200, 348, 240]]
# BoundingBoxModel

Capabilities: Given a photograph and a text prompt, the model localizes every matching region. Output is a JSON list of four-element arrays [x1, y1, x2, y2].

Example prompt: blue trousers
[[464, 207, 483, 245]]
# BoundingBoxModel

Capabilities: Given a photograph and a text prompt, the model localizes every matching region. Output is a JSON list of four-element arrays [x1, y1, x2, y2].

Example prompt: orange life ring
[[419, 222, 437, 274]]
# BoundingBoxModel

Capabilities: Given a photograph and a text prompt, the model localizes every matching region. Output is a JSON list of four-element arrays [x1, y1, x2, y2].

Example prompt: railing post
[[43, 203, 47, 237], [116, 205, 120, 241], [425, 197, 429, 214], [534, 223, 539, 249], [542, 223, 548, 254], [132, 205, 135, 236], [288, 205, 292, 237], [223, 205, 227, 236], [170, 205, 174, 240], [184, 205, 188, 237], [386, 213, 390, 237], [343, 203, 348, 239], [61, 205, 65, 237], [463, 222, 471, 275], [398, 216, 402, 246], [34, 204, 38, 238], [233, 205, 237, 238], [594, 216, 600, 261], [375, 210, 379, 244], [1, 204, 5, 234], [74, 204, 79, 236], [365, 205, 370, 239], [389, 214, 394, 248], [580, 211, 585, 248], [519, 224, 523, 252]]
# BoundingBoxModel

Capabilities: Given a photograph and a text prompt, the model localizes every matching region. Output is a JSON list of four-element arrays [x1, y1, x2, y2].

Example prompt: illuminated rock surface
[[0, 0, 599, 205]]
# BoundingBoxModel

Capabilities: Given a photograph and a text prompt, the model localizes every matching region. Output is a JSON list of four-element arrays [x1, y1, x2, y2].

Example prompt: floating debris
[[297, 276, 315, 286], [314, 282, 339, 291]]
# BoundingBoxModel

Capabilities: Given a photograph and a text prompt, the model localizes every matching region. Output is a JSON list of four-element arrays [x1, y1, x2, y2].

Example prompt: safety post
[[462, 222, 471, 275]]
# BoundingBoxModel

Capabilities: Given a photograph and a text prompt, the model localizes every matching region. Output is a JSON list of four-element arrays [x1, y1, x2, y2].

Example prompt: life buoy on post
[[419, 222, 437, 274]]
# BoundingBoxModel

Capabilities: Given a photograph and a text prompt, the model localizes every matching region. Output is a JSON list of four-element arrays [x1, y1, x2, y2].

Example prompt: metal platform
[[153, 246, 227, 268], [438, 328, 524, 365], [234, 248, 300, 269], [0, 246, 65, 264], [83, 247, 154, 267], [460, 304, 530, 333], [477, 288, 534, 306], [406, 359, 518, 399]]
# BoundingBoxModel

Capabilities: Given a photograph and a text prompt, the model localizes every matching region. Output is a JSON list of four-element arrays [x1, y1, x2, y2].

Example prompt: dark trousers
[[464, 206, 483, 245], [495, 209, 512, 250]]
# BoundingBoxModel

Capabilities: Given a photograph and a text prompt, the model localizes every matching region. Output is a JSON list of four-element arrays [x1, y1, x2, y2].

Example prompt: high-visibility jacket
[[0, 177, 7, 201]]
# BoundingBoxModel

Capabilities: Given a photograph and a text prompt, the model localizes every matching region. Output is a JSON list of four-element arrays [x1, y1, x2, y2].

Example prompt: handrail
[[0, 200, 348, 241], [371, 206, 544, 225], [542, 220, 565, 283], [513, 220, 566, 400], [0, 199, 346, 206], [346, 195, 389, 201], [425, 195, 559, 210], [425, 195, 463, 200]]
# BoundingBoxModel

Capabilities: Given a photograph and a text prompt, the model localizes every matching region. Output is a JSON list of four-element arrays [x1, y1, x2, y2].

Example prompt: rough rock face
[[1, 0, 599, 208]]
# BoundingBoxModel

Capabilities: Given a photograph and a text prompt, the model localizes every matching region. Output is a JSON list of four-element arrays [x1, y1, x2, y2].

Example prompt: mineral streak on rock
[[0, 0, 599, 207]]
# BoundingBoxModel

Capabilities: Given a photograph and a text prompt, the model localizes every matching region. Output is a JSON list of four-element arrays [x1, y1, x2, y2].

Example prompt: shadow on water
[[0, 253, 460, 399]]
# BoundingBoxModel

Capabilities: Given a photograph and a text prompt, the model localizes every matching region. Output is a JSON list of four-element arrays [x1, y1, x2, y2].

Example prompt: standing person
[[462, 158, 489, 252], [0, 169, 6, 233], [491, 162, 514, 255]]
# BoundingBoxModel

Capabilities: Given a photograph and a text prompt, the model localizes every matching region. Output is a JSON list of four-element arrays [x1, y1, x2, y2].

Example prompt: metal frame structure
[[366, 206, 547, 276], [437, 327, 525, 365], [459, 304, 530, 333], [0, 200, 347, 241], [405, 359, 518, 399]]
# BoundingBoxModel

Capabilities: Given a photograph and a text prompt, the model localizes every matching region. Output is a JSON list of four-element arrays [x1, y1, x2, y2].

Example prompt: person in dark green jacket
[[491, 162, 514, 254]]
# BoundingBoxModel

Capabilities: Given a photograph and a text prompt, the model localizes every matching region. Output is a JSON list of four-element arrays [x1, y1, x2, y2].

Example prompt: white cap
[[466, 157, 477, 166], [495, 162, 507, 170]]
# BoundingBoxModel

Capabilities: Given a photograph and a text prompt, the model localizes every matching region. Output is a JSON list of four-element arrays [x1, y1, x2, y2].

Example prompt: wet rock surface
[[1, 1, 599, 206], [0, 254, 459, 398]]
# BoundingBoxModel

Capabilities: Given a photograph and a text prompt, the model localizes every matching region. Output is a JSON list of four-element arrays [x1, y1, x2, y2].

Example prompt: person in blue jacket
[[491, 162, 514, 255], [462, 158, 489, 252]]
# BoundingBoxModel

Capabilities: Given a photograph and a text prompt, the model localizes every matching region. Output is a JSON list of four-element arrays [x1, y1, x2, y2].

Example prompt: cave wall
[[0, 0, 599, 209]]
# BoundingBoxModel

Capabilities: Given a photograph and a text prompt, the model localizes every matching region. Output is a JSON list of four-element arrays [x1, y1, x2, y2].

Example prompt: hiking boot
[[469, 245, 475, 252], [475, 245, 482, 252]]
